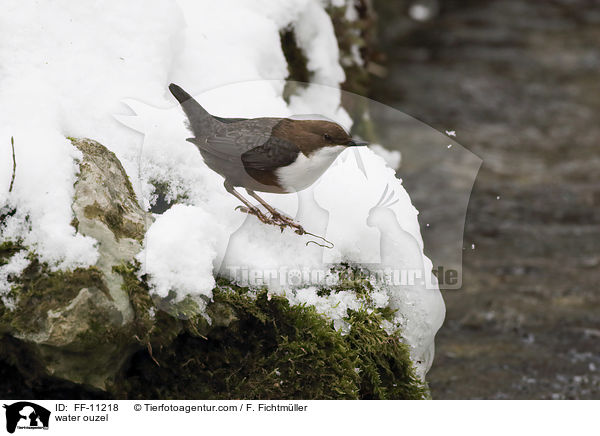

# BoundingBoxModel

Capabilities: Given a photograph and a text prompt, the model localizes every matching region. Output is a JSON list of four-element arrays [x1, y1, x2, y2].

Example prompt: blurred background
[[367, 0, 600, 398]]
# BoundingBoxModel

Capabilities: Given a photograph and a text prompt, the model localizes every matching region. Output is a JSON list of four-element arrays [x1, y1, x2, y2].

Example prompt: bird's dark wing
[[213, 115, 249, 124], [241, 136, 300, 171], [187, 136, 244, 162], [187, 118, 286, 164], [187, 130, 271, 163]]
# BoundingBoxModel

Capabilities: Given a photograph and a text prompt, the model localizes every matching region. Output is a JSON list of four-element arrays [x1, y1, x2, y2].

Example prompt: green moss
[[2, 251, 110, 335], [82, 201, 145, 242], [2, 255, 427, 399], [113, 261, 154, 334], [112, 261, 203, 351], [0, 241, 23, 327], [0, 240, 22, 267], [346, 309, 427, 399], [318, 264, 427, 399], [119, 286, 360, 399], [115, 275, 427, 400], [317, 263, 380, 308], [69, 216, 80, 232], [1, 240, 123, 349]]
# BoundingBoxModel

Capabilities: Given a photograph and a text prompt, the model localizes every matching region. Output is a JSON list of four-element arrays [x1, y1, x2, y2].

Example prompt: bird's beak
[[347, 138, 368, 147]]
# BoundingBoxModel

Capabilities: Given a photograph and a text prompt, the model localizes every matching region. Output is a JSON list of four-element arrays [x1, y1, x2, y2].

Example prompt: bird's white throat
[[276, 145, 345, 192]]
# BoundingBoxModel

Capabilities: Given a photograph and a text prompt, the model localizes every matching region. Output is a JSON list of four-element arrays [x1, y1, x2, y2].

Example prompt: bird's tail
[[169, 83, 216, 135]]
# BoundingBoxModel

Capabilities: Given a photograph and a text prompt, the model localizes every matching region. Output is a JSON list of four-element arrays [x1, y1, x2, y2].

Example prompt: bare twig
[[304, 233, 334, 249], [135, 334, 160, 367], [146, 341, 160, 367], [9, 137, 16, 193]]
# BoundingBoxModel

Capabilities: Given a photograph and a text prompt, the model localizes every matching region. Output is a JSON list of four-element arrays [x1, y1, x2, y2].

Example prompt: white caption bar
[[0, 400, 597, 435]]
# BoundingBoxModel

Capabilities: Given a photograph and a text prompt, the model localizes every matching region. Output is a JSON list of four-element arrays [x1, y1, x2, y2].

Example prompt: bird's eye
[[323, 134, 332, 141]]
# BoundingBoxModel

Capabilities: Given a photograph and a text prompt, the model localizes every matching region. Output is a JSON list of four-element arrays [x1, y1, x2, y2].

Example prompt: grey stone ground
[[371, 0, 600, 399]]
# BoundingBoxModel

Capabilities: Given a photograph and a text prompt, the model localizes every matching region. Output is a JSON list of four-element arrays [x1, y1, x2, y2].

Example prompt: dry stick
[[304, 232, 334, 249], [8, 136, 16, 193], [135, 334, 160, 367]]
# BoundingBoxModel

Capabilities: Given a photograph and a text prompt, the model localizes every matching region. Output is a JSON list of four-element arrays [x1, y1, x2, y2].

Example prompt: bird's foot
[[235, 205, 271, 224], [236, 206, 334, 249], [269, 211, 304, 233], [271, 214, 334, 248]]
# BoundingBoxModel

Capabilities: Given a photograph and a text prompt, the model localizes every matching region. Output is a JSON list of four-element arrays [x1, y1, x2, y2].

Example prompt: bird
[[168, 83, 367, 235]]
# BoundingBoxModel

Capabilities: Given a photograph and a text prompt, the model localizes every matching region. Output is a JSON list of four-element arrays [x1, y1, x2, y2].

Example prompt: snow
[[0, 0, 444, 375], [137, 204, 227, 306], [0, 249, 30, 308], [0, 0, 180, 269], [369, 144, 402, 170], [408, 2, 438, 22]]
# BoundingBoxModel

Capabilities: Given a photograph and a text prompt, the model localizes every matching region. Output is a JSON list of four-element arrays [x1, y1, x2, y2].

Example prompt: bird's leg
[[245, 189, 334, 248], [224, 181, 270, 224], [245, 189, 304, 231], [225, 183, 333, 248]]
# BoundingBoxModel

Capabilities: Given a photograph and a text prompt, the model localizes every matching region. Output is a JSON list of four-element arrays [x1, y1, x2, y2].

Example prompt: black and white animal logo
[[3, 402, 50, 434]]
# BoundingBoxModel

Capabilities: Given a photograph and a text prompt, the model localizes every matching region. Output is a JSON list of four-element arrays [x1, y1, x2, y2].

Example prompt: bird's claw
[[235, 206, 334, 249], [236, 205, 270, 224], [270, 211, 304, 232]]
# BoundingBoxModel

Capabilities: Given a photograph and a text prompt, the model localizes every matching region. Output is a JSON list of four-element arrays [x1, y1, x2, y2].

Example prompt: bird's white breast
[[276, 146, 345, 192]]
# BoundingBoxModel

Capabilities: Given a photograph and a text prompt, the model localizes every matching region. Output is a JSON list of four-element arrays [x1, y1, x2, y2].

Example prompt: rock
[[70, 138, 152, 324], [1, 138, 152, 390]]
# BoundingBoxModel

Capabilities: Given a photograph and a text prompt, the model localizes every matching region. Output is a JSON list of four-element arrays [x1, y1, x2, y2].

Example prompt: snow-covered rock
[[1, 138, 151, 388]]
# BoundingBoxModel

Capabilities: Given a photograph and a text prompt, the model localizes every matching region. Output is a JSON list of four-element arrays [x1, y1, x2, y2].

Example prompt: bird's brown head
[[272, 118, 368, 156]]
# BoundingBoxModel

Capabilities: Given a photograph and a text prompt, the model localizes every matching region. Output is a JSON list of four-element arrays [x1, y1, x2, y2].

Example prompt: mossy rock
[[1, 253, 427, 399], [0, 137, 152, 390], [70, 137, 143, 241], [0, 242, 136, 389], [111, 274, 427, 400], [70, 137, 153, 325]]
